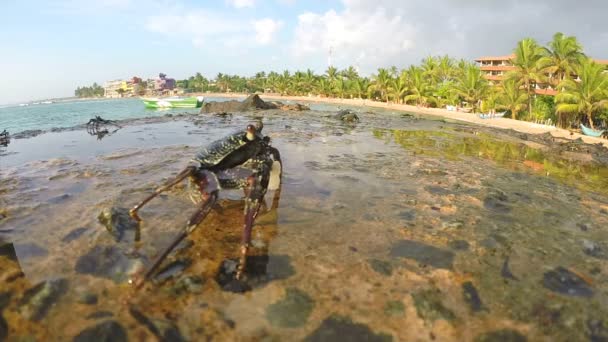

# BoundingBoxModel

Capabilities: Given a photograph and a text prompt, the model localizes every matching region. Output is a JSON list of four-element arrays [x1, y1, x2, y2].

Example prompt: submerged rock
[[266, 288, 315, 328], [73, 320, 127, 342], [483, 190, 511, 213], [0, 292, 10, 310], [542, 267, 593, 297], [474, 329, 527, 342], [501, 257, 519, 281], [98, 207, 139, 242], [383, 300, 405, 317], [75, 245, 137, 282], [334, 109, 360, 123], [305, 315, 392, 342], [168, 275, 205, 296], [62, 227, 88, 243], [390, 240, 454, 269], [368, 259, 393, 276], [582, 240, 608, 260], [86, 311, 114, 320], [448, 240, 470, 251], [0, 314, 6, 342], [412, 288, 456, 323], [153, 259, 191, 284], [201, 94, 279, 113], [215, 255, 295, 292], [588, 319, 608, 341], [129, 307, 185, 342], [0, 242, 17, 262], [15, 243, 48, 259], [462, 282, 484, 312], [19, 278, 68, 321]]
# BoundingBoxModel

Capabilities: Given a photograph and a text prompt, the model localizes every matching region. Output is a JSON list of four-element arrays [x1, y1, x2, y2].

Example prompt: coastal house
[[103, 80, 124, 98], [475, 55, 608, 96]]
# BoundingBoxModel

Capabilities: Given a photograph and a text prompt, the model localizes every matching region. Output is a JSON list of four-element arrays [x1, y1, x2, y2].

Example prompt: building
[[103, 80, 124, 98], [475, 55, 608, 96]]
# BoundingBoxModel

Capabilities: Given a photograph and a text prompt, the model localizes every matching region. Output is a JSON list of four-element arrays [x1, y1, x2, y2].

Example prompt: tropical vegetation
[[74, 83, 104, 98]]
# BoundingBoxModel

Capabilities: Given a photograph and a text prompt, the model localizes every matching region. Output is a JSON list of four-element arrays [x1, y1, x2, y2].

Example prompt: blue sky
[[2, 0, 607, 104]]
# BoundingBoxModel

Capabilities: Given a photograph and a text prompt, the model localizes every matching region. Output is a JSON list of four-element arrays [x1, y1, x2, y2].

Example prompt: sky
[[1, 0, 607, 104]]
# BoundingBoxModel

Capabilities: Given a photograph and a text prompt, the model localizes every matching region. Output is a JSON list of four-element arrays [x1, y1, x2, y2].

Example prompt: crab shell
[[192, 126, 264, 171]]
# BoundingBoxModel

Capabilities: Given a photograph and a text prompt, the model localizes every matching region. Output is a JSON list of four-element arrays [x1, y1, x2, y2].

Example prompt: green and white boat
[[142, 96, 205, 109]]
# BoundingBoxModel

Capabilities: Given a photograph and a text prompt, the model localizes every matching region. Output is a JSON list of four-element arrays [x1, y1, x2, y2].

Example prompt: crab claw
[[129, 208, 142, 222]]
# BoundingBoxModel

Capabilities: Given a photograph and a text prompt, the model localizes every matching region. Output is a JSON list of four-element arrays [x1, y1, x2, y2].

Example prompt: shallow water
[[1, 107, 608, 341]]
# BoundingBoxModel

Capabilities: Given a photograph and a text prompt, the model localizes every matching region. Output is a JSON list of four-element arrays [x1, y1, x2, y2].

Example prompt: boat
[[141, 96, 205, 109], [478, 111, 506, 119], [580, 124, 605, 137]]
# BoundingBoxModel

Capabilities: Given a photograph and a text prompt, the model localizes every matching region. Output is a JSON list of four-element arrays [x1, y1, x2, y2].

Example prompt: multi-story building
[[475, 55, 608, 96], [103, 80, 124, 98]]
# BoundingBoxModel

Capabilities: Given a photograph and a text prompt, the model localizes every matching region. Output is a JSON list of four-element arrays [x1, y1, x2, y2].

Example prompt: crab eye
[[246, 124, 256, 132]]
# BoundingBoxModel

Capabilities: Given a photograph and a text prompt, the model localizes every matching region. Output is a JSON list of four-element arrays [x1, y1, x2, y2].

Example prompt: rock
[[368, 259, 393, 276], [153, 259, 191, 284], [448, 240, 469, 251], [169, 276, 205, 296], [0, 242, 17, 262], [129, 307, 185, 342], [588, 319, 608, 341], [266, 288, 315, 328], [201, 94, 277, 113], [62, 227, 88, 243], [542, 267, 593, 297], [305, 315, 392, 342], [12, 130, 44, 139], [0, 292, 10, 310], [474, 329, 527, 342], [462, 282, 484, 312], [582, 240, 608, 260], [501, 257, 519, 281], [75, 245, 136, 282], [425, 185, 451, 195], [86, 311, 114, 320], [78, 292, 98, 305], [0, 314, 6, 342], [384, 300, 405, 317], [215, 255, 295, 292], [97, 207, 139, 242], [73, 320, 127, 342], [390, 240, 454, 270], [278, 103, 309, 111], [19, 278, 68, 321], [398, 211, 416, 221], [15, 243, 48, 259], [334, 110, 360, 123], [483, 190, 511, 213], [412, 289, 456, 323]]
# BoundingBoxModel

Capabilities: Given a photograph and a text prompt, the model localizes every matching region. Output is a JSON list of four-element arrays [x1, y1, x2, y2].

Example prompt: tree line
[[178, 33, 607, 129], [74, 83, 104, 98]]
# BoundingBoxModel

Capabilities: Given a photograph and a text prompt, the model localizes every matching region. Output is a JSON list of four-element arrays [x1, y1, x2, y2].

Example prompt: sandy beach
[[195, 92, 608, 148]]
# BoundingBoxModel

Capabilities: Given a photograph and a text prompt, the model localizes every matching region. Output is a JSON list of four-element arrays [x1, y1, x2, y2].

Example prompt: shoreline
[[195, 92, 608, 148]]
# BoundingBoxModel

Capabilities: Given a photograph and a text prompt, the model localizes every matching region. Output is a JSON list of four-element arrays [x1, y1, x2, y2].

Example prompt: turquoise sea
[[0, 97, 238, 133]]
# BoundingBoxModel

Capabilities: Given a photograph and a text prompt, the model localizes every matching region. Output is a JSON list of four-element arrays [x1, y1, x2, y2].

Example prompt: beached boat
[[580, 124, 605, 137], [142, 96, 205, 109], [478, 111, 506, 119]]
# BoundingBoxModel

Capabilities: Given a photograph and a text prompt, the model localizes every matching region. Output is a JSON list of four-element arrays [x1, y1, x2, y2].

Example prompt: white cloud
[[292, 3, 416, 72], [226, 0, 255, 8], [254, 19, 284, 45]]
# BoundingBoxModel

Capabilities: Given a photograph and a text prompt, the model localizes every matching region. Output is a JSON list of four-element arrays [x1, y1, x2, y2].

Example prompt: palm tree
[[404, 66, 437, 107], [315, 78, 333, 97], [508, 38, 548, 118], [497, 78, 528, 119], [387, 71, 409, 104], [325, 66, 338, 83], [369, 68, 392, 102], [342, 66, 359, 80], [541, 32, 585, 85], [351, 78, 370, 99], [452, 64, 489, 112], [556, 59, 608, 129], [437, 55, 455, 83], [421, 56, 439, 86]]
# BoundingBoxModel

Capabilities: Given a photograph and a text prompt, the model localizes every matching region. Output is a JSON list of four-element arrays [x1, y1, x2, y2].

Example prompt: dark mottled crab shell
[[192, 128, 263, 170]]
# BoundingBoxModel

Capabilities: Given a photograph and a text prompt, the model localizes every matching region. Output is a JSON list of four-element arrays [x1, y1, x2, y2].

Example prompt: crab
[[128, 121, 282, 287], [86, 116, 121, 139]]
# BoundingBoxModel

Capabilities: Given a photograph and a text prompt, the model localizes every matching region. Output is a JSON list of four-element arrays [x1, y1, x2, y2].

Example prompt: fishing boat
[[141, 96, 205, 109], [478, 111, 506, 119], [580, 124, 605, 137]]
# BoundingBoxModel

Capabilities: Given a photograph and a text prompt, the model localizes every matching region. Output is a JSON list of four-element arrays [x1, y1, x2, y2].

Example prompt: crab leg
[[129, 166, 197, 222]]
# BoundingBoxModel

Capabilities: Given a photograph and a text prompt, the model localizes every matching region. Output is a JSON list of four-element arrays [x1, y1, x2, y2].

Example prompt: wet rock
[[0, 314, 6, 342], [442, 221, 465, 229], [483, 190, 511, 213], [47, 193, 72, 204], [448, 240, 469, 251], [383, 300, 405, 317], [266, 288, 314, 328], [129, 307, 185, 342], [86, 311, 114, 320], [78, 292, 98, 305], [412, 289, 456, 322], [588, 319, 608, 341], [215, 255, 295, 292], [369, 259, 393, 276], [73, 320, 127, 342], [425, 185, 451, 195], [582, 240, 608, 260], [305, 315, 392, 342], [462, 282, 484, 312], [153, 259, 191, 284], [334, 110, 360, 123], [62, 227, 88, 243], [0, 292, 10, 310], [98, 207, 139, 242], [0, 242, 17, 262], [169, 276, 204, 296], [501, 257, 519, 281], [390, 240, 454, 270], [577, 223, 590, 231], [398, 211, 416, 221], [12, 129, 44, 139], [75, 245, 135, 282], [474, 329, 527, 342], [542, 267, 593, 297], [15, 243, 48, 259], [201, 94, 277, 113], [19, 278, 68, 321]]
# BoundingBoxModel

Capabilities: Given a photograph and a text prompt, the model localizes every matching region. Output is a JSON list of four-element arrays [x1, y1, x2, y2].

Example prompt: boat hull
[[142, 97, 204, 109], [580, 124, 605, 137]]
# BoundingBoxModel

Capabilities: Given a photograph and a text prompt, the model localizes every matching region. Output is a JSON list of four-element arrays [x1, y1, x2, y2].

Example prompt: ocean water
[[0, 97, 240, 133]]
